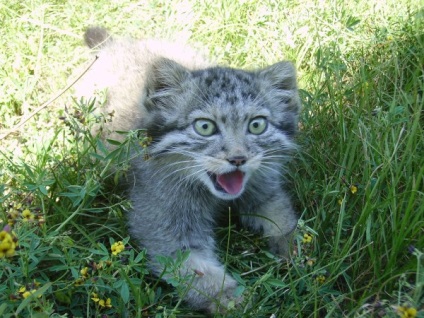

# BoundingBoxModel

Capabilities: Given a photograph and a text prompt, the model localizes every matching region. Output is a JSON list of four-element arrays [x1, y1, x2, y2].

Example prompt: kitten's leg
[[139, 237, 241, 312], [177, 248, 241, 313], [241, 190, 298, 257]]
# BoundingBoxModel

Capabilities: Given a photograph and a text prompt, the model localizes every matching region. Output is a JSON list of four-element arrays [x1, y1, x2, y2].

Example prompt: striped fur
[[77, 27, 301, 313]]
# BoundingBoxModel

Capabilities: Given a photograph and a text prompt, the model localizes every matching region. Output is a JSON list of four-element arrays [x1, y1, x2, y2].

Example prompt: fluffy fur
[[76, 27, 301, 313]]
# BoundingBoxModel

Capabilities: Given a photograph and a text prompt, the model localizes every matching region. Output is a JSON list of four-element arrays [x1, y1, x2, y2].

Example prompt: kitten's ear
[[258, 61, 300, 114], [258, 61, 298, 91], [146, 58, 191, 95]]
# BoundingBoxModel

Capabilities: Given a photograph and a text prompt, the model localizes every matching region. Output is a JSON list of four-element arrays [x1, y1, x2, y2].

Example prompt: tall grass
[[1, 0, 423, 317]]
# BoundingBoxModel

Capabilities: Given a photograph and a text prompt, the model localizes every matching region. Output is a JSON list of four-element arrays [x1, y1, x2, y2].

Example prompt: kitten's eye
[[193, 119, 217, 136], [248, 117, 268, 135]]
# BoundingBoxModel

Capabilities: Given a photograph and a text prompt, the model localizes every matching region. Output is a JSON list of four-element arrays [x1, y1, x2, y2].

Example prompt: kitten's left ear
[[258, 61, 298, 91]]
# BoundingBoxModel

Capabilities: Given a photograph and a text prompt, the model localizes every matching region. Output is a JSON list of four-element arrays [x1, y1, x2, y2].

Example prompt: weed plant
[[0, 0, 423, 317]]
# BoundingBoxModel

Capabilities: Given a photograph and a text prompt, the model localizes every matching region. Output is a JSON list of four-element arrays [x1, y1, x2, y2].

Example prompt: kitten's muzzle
[[227, 156, 247, 167]]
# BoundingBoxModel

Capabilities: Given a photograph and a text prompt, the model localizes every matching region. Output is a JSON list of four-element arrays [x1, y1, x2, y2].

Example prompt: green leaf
[[106, 138, 123, 146], [54, 291, 72, 305], [266, 279, 287, 288], [134, 250, 146, 264], [0, 303, 8, 316], [120, 281, 130, 304]]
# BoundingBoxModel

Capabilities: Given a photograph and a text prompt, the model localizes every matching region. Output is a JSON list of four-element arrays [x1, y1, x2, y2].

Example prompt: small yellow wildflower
[[20, 288, 39, 299], [350, 185, 358, 194], [91, 292, 100, 302], [99, 298, 112, 308], [315, 275, 326, 284], [397, 306, 417, 318], [22, 209, 35, 222], [338, 198, 344, 205], [306, 258, 316, 266], [0, 227, 17, 258], [80, 267, 89, 278], [302, 233, 313, 244], [22, 291, 32, 299], [140, 136, 152, 148], [33, 281, 41, 288], [74, 278, 85, 286], [95, 261, 104, 270], [111, 241, 125, 256], [18, 282, 42, 299], [37, 215, 46, 226]]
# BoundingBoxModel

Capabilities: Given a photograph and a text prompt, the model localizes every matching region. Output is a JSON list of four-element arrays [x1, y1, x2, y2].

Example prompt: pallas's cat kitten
[[77, 27, 300, 313]]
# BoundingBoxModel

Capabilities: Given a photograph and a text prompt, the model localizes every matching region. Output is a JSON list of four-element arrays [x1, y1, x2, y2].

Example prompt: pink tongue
[[216, 171, 244, 195]]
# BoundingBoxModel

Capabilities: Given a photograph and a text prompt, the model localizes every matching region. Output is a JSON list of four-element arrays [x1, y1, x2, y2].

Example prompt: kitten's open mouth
[[208, 170, 244, 195]]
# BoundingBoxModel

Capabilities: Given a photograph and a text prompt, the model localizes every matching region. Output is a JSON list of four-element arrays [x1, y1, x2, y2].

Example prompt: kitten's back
[[75, 27, 213, 140]]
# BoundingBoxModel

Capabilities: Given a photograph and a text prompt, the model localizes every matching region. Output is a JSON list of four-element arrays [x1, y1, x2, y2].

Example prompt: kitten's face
[[143, 60, 300, 200]]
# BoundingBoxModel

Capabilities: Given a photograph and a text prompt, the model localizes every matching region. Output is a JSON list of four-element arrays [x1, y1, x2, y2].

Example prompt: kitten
[[77, 27, 300, 313]]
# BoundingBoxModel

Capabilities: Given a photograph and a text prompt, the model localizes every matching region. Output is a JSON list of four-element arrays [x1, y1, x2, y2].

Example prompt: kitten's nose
[[227, 156, 247, 167]]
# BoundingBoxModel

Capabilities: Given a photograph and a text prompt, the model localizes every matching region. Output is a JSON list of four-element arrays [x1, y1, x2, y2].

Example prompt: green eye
[[193, 119, 217, 136], [248, 117, 268, 135]]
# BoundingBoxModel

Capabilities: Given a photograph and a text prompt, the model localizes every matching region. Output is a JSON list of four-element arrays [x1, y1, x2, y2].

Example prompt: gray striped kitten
[[78, 27, 300, 313]]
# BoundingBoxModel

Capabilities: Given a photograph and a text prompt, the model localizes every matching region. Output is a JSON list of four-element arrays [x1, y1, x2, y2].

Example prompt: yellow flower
[[19, 281, 43, 299], [350, 185, 358, 194], [306, 258, 316, 266], [315, 275, 326, 284], [74, 278, 85, 286], [0, 231, 9, 241], [99, 298, 112, 308], [338, 198, 344, 205], [22, 209, 35, 222], [302, 233, 313, 244], [0, 230, 16, 258], [22, 291, 32, 299], [91, 292, 100, 302], [80, 267, 89, 277], [111, 241, 125, 256], [140, 136, 152, 148], [397, 306, 417, 318], [21, 289, 38, 299], [95, 261, 104, 270]]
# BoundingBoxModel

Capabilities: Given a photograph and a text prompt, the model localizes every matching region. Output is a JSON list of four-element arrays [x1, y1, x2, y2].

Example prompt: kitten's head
[[142, 58, 300, 200]]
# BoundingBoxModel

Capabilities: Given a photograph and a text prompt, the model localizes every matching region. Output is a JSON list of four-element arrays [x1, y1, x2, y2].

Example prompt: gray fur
[[77, 27, 301, 313]]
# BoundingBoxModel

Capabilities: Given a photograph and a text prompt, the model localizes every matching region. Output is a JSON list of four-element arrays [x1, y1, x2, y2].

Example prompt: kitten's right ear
[[146, 58, 191, 95], [258, 61, 301, 115], [259, 61, 298, 91], [84, 26, 112, 49]]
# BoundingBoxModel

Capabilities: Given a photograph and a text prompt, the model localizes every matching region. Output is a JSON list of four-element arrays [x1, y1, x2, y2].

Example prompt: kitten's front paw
[[206, 282, 243, 314], [183, 252, 244, 313], [268, 235, 292, 258]]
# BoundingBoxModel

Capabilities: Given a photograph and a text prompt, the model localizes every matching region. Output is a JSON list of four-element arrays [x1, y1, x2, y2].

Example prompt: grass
[[0, 0, 423, 317]]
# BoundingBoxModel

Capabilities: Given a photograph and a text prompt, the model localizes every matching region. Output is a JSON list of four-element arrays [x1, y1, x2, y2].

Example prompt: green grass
[[1, 0, 423, 317]]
